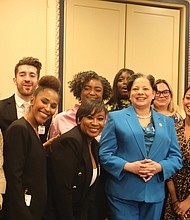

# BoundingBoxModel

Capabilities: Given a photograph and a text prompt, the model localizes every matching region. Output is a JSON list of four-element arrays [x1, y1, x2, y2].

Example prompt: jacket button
[[78, 172, 82, 176], [72, 185, 77, 189]]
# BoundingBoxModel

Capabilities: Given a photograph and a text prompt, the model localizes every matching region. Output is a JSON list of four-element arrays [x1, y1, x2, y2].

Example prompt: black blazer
[[47, 126, 100, 220], [4, 117, 47, 220], [0, 95, 51, 143], [0, 95, 17, 138]]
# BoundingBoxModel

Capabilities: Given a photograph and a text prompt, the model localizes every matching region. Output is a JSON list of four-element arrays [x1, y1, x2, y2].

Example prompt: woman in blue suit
[[99, 73, 182, 220]]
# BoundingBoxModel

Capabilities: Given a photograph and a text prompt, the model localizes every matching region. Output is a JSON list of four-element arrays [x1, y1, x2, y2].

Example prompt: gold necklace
[[137, 112, 151, 119]]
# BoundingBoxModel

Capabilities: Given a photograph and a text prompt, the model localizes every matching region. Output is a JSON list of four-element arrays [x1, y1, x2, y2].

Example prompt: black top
[[46, 126, 100, 220], [4, 117, 47, 220]]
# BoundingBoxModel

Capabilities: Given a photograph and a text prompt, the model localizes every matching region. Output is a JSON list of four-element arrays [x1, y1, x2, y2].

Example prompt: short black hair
[[76, 99, 107, 123], [127, 73, 156, 93]]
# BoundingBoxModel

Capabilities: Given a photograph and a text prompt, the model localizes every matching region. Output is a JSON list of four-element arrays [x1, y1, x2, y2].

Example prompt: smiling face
[[117, 71, 130, 98], [183, 88, 190, 117], [30, 88, 59, 126], [13, 65, 39, 100], [153, 82, 171, 110], [130, 77, 155, 109], [78, 109, 106, 140], [80, 79, 103, 103]]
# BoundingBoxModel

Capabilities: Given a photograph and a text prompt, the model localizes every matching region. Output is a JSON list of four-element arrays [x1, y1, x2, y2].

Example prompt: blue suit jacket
[[99, 105, 182, 203]]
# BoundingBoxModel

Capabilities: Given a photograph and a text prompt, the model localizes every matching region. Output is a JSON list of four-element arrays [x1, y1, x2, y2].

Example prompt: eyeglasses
[[155, 90, 170, 97]]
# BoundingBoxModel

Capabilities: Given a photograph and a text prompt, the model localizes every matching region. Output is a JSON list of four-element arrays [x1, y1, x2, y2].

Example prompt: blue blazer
[[99, 105, 182, 203]]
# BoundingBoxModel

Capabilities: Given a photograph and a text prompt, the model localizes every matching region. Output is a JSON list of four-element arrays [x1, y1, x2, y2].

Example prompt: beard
[[17, 85, 36, 97]]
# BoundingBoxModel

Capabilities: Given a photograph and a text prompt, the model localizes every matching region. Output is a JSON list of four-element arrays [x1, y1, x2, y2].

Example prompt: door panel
[[125, 4, 180, 104], [64, 0, 125, 109]]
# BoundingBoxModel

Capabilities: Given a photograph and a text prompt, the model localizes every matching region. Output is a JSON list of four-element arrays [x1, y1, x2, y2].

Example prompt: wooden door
[[64, 0, 126, 109], [125, 4, 181, 104]]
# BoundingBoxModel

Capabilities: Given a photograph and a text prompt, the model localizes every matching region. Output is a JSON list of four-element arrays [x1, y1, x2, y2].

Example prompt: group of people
[[0, 57, 189, 220]]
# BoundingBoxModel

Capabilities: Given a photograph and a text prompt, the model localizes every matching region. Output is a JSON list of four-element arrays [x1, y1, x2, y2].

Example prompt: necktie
[[23, 102, 30, 115]]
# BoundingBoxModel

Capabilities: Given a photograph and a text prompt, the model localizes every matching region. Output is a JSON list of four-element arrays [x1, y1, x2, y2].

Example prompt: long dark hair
[[107, 68, 134, 105]]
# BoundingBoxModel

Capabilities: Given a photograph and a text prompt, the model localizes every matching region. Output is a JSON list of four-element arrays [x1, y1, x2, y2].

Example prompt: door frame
[[58, 0, 189, 111]]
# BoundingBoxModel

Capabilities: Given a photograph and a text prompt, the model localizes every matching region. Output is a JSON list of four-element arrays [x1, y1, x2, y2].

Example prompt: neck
[[134, 106, 151, 119], [155, 108, 172, 116], [24, 113, 38, 130], [154, 105, 168, 112], [136, 112, 151, 119], [16, 91, 31, 102], [185, 117, 190, 126]]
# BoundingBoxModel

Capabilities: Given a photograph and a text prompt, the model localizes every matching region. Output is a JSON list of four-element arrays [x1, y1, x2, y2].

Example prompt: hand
[[174, 200, 190, 219], [0, 194, 3, 210], [43, 135, 59, 149], [124, 159, 162, 182], [138, 159, 162, 182]]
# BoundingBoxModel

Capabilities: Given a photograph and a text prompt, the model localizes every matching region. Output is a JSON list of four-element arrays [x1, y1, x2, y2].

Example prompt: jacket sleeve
[[99, 114, 127, 181], [0, 129, 6, 194], [4, 124, 33, 220], [158, 118, 182, 181]]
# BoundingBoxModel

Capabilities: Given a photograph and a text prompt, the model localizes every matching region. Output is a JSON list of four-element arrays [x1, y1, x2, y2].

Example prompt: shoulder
[[108, 105, 132, 118], [6, 118, 30, 133], [53, 104, 79, 121], [152, 109, 171, 119], [175, 119, 184, 131], [152, 109, 175, 128], [50, 127, 84, 156], [53, 126, 83, 145], [0, 95, 15, 108]]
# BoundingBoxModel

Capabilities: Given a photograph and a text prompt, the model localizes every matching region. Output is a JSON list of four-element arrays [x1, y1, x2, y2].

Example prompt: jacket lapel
[[125, 106, 147, 158], [80, 136, 93, 199], [148, 111, 164, 158], [6, 95, 18, 120]]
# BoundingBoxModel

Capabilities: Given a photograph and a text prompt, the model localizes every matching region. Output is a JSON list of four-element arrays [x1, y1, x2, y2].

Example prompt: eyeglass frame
[[155, 89, 171, 97]]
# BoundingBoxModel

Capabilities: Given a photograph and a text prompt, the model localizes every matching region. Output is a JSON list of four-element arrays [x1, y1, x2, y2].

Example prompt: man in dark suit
[[0, 56, 51, 142], [0, 57, 51, 219]]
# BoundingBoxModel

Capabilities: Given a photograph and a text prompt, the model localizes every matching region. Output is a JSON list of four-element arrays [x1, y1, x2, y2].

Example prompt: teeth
[[89, 128, 98, 132], [40, 112, 48, 118]]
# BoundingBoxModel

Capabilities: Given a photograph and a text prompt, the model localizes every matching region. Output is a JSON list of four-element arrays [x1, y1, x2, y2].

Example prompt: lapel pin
[[159, 123, 163, 127]]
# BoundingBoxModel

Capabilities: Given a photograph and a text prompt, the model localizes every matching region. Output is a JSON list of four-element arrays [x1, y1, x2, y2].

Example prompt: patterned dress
[[164, 120, 190, 219], [106, 99, 130, 112]]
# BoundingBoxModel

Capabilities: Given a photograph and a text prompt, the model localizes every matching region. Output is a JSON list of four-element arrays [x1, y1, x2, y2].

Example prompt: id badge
[[38, 125, 45, 134], [24, 190, 32, 206], [25, 194, 32, 206]]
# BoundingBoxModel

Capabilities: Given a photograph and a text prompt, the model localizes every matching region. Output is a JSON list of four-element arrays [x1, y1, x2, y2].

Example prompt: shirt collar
[[14, 93, 26, 107]]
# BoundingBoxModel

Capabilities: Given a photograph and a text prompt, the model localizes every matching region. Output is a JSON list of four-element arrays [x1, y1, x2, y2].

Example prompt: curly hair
[[14, 57, 42, 78], [68, 70, 111, 101]]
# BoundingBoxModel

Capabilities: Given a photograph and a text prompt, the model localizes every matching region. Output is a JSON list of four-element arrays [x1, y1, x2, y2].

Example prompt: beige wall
[[0, 0, 58, 100], [0, 0, 189, 105]]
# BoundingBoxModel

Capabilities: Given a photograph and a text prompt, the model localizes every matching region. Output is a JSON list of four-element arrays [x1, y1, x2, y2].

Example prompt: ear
[[30, 96, 35, 106], [152, 91, 156, 99], [77, 118, 81, 125], [13, 77, 17, 85]]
